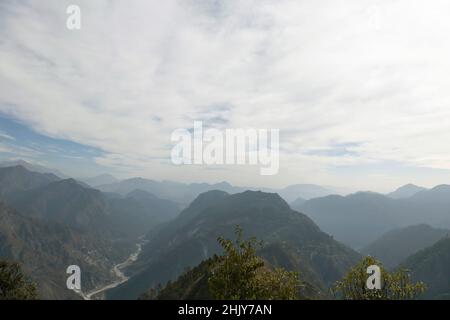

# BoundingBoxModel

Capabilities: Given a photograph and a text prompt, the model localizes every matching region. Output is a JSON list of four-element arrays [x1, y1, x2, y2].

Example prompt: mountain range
[[0, 160, 67, 178], [401, 237, 450, 299], [0, 201, 126, 299], [1, 160, 339, 204], [106, 190, 360, 299], [0, 165, 181, 298], [0, 165, 60, 200], [294, 187, 450, 249], [387, 184, 427, 199], [1, 159, 450, 300], [362, 224, 450, 269], [97, 178, 336, 206]]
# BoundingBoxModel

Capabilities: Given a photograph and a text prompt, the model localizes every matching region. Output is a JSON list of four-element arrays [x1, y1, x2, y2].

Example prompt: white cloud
[[0, 131, 15, 140], [1, 0, 450, 190], [0, 141, 42, 158]]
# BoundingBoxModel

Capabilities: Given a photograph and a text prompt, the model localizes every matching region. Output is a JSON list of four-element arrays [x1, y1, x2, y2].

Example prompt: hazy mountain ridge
[[107, 189, 180, 237], [297, 192, 399, 249], [1, 167, 181, 240], [387, 184, 427, 199], [362, 224, 450, 269], [0, 202, 125, 299], [9, 178, 114, 236], [1, 160, 450, 300], [0, 165, 60, 200], [401, 237, 450, 299], [0, 160, 67, 178], [1, 160, 339, 204], [297, 187, 450, 249], [97, 178, 244, 206], [106, 190, 360, 299], [0, 166, 182, 299], [97, 177, 337, 206]]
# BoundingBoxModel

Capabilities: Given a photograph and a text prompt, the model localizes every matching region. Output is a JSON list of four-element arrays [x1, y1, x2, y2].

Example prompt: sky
[[1, 0, 450, 192]]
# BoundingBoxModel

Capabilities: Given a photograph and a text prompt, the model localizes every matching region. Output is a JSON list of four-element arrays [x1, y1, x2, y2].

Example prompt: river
[[78, 242, 143, 300]]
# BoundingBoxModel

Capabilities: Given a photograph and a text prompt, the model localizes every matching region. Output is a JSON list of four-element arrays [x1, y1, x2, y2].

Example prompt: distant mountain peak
[[231, 190, 288, 206], [430, 184, 450, 191], [107, 188, 360, 299], [404, 183, 421, 188], [388, 184, 427, 199], [189, 190, 230, 206], [0, 159, 67, 178], [0, 165, 60, 199], [409, 184, 450, 202]]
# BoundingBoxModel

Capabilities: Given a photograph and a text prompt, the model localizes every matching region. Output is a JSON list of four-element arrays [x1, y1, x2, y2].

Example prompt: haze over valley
[[0, 160, 449, 299]]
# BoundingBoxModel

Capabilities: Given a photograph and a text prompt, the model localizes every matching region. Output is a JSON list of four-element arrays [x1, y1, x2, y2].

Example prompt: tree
[[0, 260, 38, 300], [332, 256, 426, 300], [208, 226, 302, 300]]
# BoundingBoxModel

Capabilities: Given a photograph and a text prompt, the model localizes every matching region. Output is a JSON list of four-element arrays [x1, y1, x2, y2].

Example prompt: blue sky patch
[[0, 113, 108, 177]]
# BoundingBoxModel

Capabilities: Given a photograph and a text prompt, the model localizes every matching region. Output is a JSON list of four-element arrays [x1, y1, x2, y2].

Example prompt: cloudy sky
[[1, 0, 450, 192]]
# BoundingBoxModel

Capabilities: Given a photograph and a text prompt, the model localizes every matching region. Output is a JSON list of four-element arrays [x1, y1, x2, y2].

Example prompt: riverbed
[[79, 242, 143, 300]]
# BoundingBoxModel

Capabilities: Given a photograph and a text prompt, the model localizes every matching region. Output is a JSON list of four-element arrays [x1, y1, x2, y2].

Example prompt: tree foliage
[[0, 260, 38, 300], [332, 256, 426, 300], [208, 226, 302, 300]]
